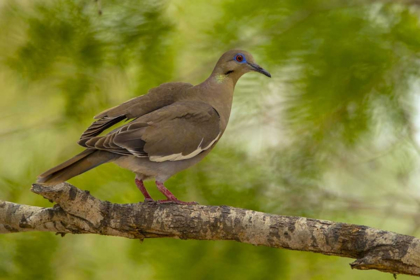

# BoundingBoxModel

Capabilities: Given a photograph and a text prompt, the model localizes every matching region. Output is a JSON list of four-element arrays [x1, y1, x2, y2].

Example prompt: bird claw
[[156, 199, 198, 205], [143, 198, 155, 203]]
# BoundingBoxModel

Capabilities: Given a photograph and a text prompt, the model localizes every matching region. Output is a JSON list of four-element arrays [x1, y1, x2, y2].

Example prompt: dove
[[37, 50, 271, 204]]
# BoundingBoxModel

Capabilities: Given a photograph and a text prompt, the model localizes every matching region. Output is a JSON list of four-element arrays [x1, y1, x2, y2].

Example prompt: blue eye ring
[[234, 53, 246, 63]]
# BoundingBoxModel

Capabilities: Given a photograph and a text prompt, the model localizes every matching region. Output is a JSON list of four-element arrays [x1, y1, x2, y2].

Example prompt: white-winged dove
[[37, 50, 271, 204]]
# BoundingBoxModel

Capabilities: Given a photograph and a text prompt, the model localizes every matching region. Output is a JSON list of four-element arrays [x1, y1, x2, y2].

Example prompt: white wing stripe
[[149, 133, 221, 162]]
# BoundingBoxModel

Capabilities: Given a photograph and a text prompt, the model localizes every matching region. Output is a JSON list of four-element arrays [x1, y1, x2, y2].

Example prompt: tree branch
[[0, 183, 419, 276]]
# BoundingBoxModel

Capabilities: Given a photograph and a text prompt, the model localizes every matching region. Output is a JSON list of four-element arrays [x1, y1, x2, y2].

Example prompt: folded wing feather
[[78, 82, 193, 146], [81, 101, 221, 163]]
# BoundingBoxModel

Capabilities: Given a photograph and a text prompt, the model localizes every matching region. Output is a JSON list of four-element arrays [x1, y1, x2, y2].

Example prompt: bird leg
[[135, 178, 154, 202], [155, 181, 197, 205]]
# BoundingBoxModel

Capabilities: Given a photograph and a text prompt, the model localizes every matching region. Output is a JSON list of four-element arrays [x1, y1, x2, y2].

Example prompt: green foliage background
[[1, 0, 420, 279]]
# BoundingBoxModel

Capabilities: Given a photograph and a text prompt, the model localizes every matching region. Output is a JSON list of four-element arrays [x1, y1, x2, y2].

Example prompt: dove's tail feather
[[37, 149, 118, 185]]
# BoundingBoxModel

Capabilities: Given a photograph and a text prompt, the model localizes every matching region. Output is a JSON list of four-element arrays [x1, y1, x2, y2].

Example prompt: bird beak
[[247, 62, 271, 78]]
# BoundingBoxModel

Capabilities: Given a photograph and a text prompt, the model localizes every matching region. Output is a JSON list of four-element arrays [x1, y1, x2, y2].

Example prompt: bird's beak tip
[[248, 62, 271, 78], [257, 67, 271, 78]]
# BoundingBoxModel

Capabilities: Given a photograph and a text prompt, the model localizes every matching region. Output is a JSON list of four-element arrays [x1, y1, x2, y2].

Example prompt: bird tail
[[37, 149, 118, 185]]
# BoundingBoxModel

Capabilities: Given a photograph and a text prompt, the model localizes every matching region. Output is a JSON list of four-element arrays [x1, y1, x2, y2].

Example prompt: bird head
[[212, 50, 271, 81]]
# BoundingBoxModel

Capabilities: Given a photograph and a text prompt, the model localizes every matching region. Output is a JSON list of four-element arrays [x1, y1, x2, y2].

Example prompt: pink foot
[[135, 178, 155, 203], [155, 180, 198, 205]]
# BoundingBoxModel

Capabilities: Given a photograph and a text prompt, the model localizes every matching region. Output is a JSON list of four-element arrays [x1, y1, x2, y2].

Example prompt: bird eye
[[235, 54, 244, 63]]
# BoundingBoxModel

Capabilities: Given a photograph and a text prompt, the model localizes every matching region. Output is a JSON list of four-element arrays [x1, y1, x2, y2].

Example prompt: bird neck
[[195, 74, 237, 130], [210, 66, 244, 86]]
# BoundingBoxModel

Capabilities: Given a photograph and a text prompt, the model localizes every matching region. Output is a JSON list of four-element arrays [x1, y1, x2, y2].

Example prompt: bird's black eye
[[235, 54, 244, 62]]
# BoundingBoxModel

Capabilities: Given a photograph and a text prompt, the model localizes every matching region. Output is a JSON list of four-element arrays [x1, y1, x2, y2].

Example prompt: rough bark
[[0, 183, 419, 277]]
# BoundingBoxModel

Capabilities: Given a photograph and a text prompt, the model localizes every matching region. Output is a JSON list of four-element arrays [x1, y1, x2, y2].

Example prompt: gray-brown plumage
[[37, 50, 271, 204]]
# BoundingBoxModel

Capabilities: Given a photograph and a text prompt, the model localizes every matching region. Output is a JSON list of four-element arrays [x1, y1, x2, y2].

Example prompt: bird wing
[[78, 82, 193, 146], [83, 101, 221, 162]]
